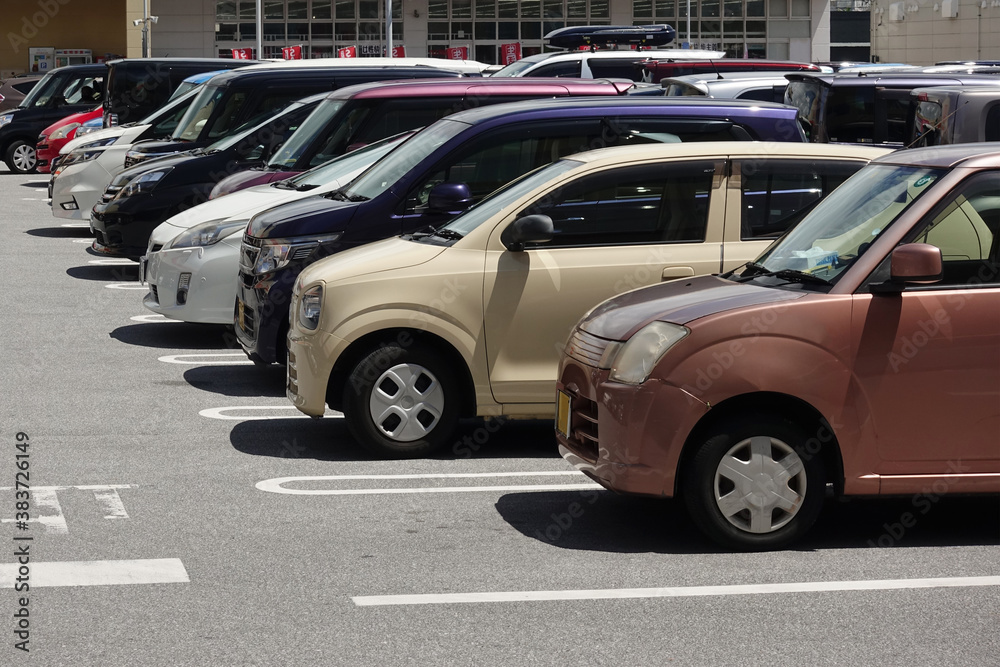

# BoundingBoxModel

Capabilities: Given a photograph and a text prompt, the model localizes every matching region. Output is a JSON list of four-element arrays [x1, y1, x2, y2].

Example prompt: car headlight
[[252, 232, 343, 275], [115, 168, 172, 199], [298, 285, 323, 331], [49, 122, 81, 141], [0, 114, 13, 128], [168, 219, 248, 249], [604, 321, 689, 385], [78, 136, 118, 149], [74, 123, 105, 138]]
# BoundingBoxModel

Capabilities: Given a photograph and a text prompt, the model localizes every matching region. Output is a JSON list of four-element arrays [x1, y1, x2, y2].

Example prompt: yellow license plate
[[237, 299, 245, 330], [556, 390, 572, 437]]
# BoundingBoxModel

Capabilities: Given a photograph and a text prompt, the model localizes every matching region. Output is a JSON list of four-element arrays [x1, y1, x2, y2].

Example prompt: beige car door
[[483, 158, 727, 405]]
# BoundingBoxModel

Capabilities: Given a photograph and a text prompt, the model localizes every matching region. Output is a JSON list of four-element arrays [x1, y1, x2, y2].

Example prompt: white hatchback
[[140, 133, 410, 324]]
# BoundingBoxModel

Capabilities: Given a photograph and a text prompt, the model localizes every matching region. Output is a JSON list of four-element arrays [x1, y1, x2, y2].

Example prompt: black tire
[[343, 342, 461, 459], [4, 139, 37, 174], [682, 415, 825, 551]]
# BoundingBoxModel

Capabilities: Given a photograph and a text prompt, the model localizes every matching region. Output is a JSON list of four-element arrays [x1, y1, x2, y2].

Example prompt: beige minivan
[[286, 142, 889, 457]]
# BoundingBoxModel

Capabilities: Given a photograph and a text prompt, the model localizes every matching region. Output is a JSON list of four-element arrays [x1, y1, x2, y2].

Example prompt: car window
[[587, 58, 644, 80], [354, 99, 462, 147], [908, 171, 1000, 286], [12, 81, 37, 95], [986, 105, 1000, 142], [882, 94, 911, 144], [150, 101, 191, 137], [739, 159, 865, 240], [529, 60, 582, 78], [735, 87, 777, 103], [519, 161, 717, 248], [826, 86, 874, 143]]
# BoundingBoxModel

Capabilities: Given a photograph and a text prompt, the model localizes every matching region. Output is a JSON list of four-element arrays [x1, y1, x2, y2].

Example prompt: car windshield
[[288, 131, 413, 189], [784, 79, 827, 141], [750, 164, 945, 283], [267, 99, 350, 169], [20, 70, 86, 108], [204, 101, 304, 153], [341, 119, 468, 201], [491, 58, 545, 77], [436, 159, 583, 237], [173, 83, 225, 141], [136, 88, 198, 126]]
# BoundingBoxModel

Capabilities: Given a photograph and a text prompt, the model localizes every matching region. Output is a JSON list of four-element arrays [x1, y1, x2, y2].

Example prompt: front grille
[[569, 394, 600, 461], [150, 284, 159, 304], [239, 234, 262, 273], [239, 303, 256, 335], [566, 329, 614, 368]]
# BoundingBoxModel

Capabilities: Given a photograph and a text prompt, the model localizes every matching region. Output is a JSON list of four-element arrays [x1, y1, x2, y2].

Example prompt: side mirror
[[502, 214, 554, 251], [427, 182, 473, 214], [891, 243, 943, 284]]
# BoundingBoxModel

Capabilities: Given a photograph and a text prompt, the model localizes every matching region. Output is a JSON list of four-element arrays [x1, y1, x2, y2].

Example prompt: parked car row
[[31, 51, 1000, 551]]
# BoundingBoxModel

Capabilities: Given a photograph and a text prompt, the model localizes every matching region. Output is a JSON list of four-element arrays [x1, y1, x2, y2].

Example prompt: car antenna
[[710, 57, 723, 80]]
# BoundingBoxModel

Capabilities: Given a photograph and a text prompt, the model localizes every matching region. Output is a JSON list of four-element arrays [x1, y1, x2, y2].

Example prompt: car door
[[482, 158, 726, 404], [852, 170, 1000, 473], [722, 157, 871, 271]]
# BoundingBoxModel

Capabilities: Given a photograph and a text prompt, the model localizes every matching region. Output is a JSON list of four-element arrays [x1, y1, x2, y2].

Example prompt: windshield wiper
[[271, 180, 297, 190], [736, 261, 831, 285], [430, 228, 464, 241], [323, 189, 350, 201], [346, 193, 369, 202]]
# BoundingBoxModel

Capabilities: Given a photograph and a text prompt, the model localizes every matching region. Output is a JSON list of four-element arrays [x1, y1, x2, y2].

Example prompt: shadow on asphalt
[[229, 418, 562, 462], [495, 492, 1000, 554], [182, 364, 286, 398], [25, 226, 93, 238], [109, 322, 238, 350], [20, 180, 48, 187], [66, 264, 140, 281]]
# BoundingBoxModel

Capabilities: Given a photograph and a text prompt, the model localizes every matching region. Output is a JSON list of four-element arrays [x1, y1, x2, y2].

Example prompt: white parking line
[[60, 222, 91, 228], [130, 314, 178, 324], [257, 471, 602, 495], [159, 353, 253, 366], [199, 405, 342, 421], [105, 282, 147, 290], [73, 239, 93, 243], [88, 258, 134, 265], [0, 558, 189, 588], [352, 575, 1000, 607]]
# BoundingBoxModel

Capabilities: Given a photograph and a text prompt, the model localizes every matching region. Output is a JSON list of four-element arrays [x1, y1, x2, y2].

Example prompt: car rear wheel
[[682, 416, 825, 550], [5, 140, 37, 174], [343, 343, 460, 459]]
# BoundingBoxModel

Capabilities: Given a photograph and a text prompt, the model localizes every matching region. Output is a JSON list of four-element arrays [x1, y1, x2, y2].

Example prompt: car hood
[[580, 275, 807, 341], [40, 108, 101, 137], [113, 151, 197, 183], [247, 194, 358, 239], [61, 125, 133, 154], [159, 181, 329, 231], [298, 236, 447, 287], [212, 168, 294, 198]]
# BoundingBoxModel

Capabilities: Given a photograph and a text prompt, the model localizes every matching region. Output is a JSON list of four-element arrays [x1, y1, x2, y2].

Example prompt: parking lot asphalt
[[1, 165, 998, 665]]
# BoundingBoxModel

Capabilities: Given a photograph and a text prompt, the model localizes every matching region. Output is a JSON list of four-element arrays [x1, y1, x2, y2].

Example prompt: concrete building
[[871, 0, 1000, 64]]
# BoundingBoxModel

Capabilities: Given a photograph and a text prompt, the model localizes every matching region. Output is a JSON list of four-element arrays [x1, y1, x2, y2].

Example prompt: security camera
[[150, 15, 158, 23], [132, 18, 142, 26]]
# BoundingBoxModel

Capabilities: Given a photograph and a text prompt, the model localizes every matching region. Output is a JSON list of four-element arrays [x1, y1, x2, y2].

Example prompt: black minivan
[[122, 64, 467, 168], [0, 63, 104, 173], [102, 57, 258, 127]]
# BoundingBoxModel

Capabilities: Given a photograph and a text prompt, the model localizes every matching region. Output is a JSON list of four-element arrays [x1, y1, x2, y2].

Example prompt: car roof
[[330, 77, 635, 99], [873, 142, 1000, 168], [203, 65, 465, 86], [448, 96, 794, 124], [665, 71, 804, 85], [910, 85, 1000, 99], [786, 72, 1000, 86], [106, 57, 259, 66], [240, 57, 488, 74], [513, 48, 728, 65], [565, 140, 891, 167]]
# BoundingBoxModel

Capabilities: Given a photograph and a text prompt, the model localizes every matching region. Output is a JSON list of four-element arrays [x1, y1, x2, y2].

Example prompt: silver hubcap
[[714, 436, 806, 534], [12, 144, 35, 171], [368, 363, 444, 442]]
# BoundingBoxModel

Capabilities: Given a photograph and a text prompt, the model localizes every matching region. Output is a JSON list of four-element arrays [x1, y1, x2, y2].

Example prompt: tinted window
[[911, 100, 943, 147], [826, 86, 874, 143], [150, 101, 191, 137], [354, 98, 463, 146], [736, 87, 778, 103], [986, 105, 1000, 142], [739, 159, 865, 240], [588, 58, 644, 80], [909, 171, 1000, 286], [521, 161, 716, 248], [217, 89, 304, 138], [882, 94, 911, 144], [12, 81, 37, 95], [529, 60, 582, 77]]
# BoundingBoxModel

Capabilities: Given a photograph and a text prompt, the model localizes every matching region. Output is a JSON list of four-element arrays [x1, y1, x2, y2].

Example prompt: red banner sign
[[282, 45, 303, 60], [231, 48, 254, 60], [446, 46, 469, 60], [500, 42, 521, 65], [391, 45, 406, 58], [338, 46, 357, 58]]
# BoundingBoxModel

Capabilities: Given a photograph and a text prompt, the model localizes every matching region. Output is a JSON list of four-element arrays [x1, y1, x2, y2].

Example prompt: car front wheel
[[5, 140, 37, 174], [682, 416, 825, 550], [343, 343, 461, 458]]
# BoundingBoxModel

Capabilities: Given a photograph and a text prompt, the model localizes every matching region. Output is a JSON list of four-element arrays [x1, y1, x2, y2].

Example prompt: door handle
[[662, 266, 695, 280]]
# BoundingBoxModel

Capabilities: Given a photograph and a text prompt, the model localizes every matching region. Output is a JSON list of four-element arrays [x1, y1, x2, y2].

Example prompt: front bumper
[[142, 234, 243, 324], [51, 159, 110, 220], [286, 319, 341, 416], [91, 195, 176, 260], [234, 266, 298, 365], [556, 356, 710, 499]]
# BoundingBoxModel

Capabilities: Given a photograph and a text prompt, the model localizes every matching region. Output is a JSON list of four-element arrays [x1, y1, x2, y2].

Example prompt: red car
[[35, 105, 102, 173]]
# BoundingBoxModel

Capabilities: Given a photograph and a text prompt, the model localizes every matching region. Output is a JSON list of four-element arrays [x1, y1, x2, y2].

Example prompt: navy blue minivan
[[236, 97, 807, 364]]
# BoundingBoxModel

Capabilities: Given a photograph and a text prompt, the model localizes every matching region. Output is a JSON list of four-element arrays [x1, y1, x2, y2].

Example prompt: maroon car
[[208, 77, 636, 198], [557, 143, 1000, 551]]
